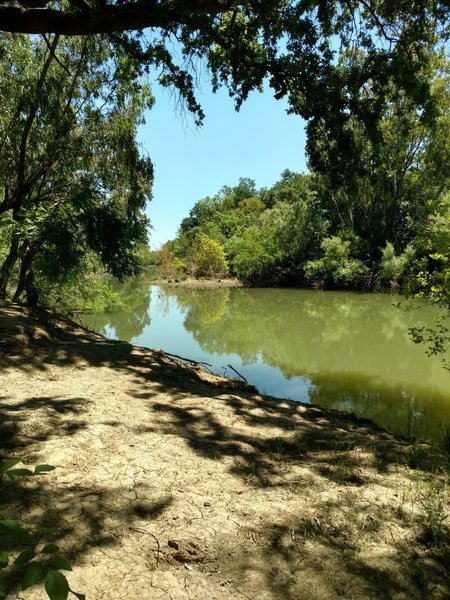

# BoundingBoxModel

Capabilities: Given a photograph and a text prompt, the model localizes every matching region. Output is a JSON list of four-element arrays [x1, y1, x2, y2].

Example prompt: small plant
[[418, 476, 449, 545], [0, 459, 84, 600]]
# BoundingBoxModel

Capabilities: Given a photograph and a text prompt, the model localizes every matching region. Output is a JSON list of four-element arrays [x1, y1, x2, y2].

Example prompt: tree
[[306, 52, 450, 260], [189, 233, 228, 278], [0, 34, 153, 306], [0, 1, 446, 153]]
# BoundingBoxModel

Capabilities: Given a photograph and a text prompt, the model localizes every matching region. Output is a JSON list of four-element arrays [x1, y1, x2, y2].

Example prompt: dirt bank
[[150, 277, 243, 288], [0, 301, 449, 599]]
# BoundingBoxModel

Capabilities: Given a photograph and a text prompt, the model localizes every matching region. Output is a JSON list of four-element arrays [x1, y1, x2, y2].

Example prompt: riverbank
[[150, 276, 243, 287], [0, 301, 449, 599]]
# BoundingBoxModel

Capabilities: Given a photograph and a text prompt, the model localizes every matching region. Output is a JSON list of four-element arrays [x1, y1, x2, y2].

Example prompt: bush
[[304, 236, 369, 289], [228, 225, 281, 284], [379, 242, 416, 288], [189, 234, 228, 278], [155, 244, 187, 279]]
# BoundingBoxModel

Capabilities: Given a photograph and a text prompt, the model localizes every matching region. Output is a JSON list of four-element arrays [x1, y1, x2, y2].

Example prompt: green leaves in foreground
[[0, 459, 84, 600], [0, 459, 55, 481]]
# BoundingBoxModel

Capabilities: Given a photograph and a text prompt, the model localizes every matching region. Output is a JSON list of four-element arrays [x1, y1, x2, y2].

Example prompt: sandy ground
[[0, 301, 449, 600]]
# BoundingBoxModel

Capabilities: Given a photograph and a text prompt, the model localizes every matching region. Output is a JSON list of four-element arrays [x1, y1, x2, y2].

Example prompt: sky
[[137, 83, 308, 248]]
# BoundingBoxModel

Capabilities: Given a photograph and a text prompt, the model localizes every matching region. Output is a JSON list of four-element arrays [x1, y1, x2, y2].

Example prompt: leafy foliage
[[188, 234, 228, 278], [304, 236, 369, 289], [0, 460, 83, 600], [1, 0, 447, 150], [379, 243, 417, 289], [0, 34, 153, 310]]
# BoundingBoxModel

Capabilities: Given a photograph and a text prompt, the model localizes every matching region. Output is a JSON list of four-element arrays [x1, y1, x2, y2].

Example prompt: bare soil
[[0, 301, 449, 600], [150, 278, 242, 288]]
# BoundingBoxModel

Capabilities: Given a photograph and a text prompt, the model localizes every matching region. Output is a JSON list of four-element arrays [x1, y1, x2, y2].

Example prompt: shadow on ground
[[0, 471, 173, 596]]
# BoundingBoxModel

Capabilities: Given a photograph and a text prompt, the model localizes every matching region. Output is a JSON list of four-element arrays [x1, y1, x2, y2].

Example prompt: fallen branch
[[164, 351, 213, 371], [226, 363, 248, 383]]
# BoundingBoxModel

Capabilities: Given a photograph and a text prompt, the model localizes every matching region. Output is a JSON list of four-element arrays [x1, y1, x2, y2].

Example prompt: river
[[83, 282, 450, 441]]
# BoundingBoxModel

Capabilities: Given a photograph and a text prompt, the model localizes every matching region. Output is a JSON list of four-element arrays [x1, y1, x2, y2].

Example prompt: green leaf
[[34, 465, 56, 475], [0, 579, 7, 598], [0, 520, 32, 544], [14, 549, 36, 566], [6, 468, 34, 480], [41, 544, 60, 555], [45, 570, 69, 600], [22, 562, 46, 590], [37, 527, 58, 539], [73, 593, 86, 600], [0, 552, 8, 567], [48, 557, 72, 571], [0, 459, 21, 474]]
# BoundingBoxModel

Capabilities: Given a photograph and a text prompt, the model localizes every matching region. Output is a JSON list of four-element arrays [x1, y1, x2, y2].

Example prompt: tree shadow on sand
[[0, 395, 89, 452], [0, 472, 173, 597]]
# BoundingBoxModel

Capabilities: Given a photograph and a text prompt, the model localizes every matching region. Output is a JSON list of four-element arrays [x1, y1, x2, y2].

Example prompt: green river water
[[83, 282, 450, 441]]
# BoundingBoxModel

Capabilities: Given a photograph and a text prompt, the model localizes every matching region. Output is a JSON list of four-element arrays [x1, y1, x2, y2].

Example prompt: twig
[[227, 363, 248, 383], [129, 527, 161, 567], [230, 585, 254, 600], [164, 351, 212, 369]]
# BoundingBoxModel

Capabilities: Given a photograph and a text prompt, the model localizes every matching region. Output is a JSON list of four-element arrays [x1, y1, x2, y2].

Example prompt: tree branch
[[0, 1, 237, 35], [42, 34, 72, 76]]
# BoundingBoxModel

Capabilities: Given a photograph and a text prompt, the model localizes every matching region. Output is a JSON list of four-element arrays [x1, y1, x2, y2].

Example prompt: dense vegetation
[[158, 52, 449, 292], [0, 34, 153, 312]]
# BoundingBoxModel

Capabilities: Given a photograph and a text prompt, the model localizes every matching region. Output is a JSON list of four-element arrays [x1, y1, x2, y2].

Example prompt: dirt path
[[0, 301, 449, 600]]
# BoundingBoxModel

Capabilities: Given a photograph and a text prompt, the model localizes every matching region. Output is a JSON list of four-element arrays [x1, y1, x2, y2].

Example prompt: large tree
[[0, 33, 153, 305]]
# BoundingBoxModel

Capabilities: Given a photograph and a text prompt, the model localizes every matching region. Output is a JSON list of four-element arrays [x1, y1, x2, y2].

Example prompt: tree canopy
[[1, 1, 448, 134]]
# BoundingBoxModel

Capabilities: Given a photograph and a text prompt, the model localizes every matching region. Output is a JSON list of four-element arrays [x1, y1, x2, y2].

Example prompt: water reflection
[[82, 278, 152, 340], [84, 284, 450, 439]]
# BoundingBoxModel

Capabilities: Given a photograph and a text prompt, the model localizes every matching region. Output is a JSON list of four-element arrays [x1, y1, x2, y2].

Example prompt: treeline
[[158, 62, 449, 294]]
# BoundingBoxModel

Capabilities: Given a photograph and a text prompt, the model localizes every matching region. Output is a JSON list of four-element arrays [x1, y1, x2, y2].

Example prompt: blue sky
[[138, 83, 308, 247]]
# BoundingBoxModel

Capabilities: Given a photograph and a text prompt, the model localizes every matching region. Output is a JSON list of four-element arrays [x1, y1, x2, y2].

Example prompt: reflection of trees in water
[[308, 371, 449, 439], [163, 287, 450, 437], [164, 286, 261, 364], [171, 289, 434, 376], [84, 279, 152, 341], [159, 286, 230, 328], [153, 286, 177, 318]]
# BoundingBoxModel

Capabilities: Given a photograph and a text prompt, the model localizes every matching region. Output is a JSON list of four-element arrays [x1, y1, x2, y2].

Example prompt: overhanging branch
[[0, 0, 237, 35]]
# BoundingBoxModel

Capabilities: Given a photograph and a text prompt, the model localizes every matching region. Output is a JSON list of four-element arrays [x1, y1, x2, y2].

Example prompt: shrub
[[189, 234, 228, 278], [304, 236, 369, 289], [379, 242, 416, 288]]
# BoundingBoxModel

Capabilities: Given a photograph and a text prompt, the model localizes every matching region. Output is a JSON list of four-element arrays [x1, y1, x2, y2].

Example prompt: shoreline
[[149, 276, 243, 287]]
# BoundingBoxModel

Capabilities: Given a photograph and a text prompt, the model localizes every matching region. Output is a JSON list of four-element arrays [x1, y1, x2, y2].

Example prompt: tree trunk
[[12, 244, 39, 304], [25, 268, 39, 307], [0, 235, 20, 300]]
